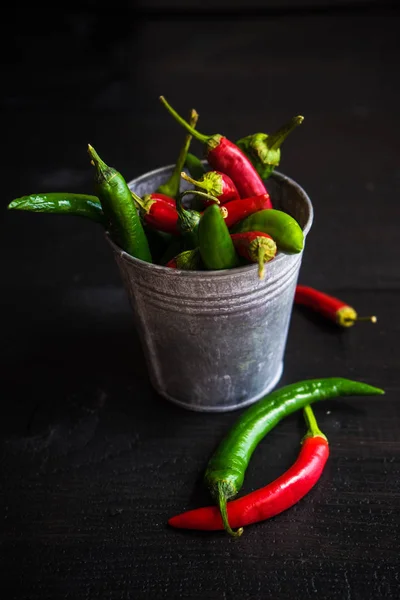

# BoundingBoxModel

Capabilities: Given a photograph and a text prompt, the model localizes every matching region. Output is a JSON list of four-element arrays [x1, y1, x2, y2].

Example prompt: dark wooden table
[[1, 5, 399, 599]]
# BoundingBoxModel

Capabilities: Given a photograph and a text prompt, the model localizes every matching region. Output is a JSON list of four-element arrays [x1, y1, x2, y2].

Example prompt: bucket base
[[155, 361, 284, 413]]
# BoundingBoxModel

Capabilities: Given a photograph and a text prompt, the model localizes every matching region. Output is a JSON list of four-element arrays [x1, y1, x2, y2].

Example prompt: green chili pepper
[[236, 116, 304, 180], [157, 109, 199, 199], [185, 152, 207, 180], [166, 247, 202, 270], [204, 377, 384, 536], [88, 144, 152, 263], [176, 190, 202, 250], [8, 193, 105, 224], [199, 204, 239, 270], [232, 209, 304, 254]]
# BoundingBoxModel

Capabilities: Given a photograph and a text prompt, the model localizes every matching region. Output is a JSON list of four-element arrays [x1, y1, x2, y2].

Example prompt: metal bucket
[[107, 165, 313, 412]]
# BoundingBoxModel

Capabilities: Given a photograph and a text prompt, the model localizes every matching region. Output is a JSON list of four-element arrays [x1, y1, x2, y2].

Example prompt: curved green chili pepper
[[236, 116, 304, 180], [8, 193, 105, 224], [199, 204, 239, 270], [88, 144, 152, 263], [157, 109, 199, 199], [204, 377, 384, 536], [232, 209, 304, 253], [185, 152, 207, 180]]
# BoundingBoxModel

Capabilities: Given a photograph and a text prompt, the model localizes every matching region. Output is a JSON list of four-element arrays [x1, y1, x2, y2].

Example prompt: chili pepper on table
[[88, 145, 152, 262], [294, 285, 377, 327], [204, 377, 383, 536], [169, 405, 328, 533], [180, 170, 240, 204], [232, 208, 304, 253], [221, 194, 272, 229], [185, 152, 207, 180], [131, 191, 180, 236], [160, 96, 269, 199], [199, 204, 239, 270], [8, 193, 105, 224], [230, 231, 277, 279], [237, 115, 304, 180], [166, 248, 202, 270], [156, 109, 198, 199]]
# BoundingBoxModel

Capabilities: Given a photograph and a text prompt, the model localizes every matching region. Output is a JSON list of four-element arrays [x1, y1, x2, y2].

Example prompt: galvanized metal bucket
[[107, 165, 313, 412]]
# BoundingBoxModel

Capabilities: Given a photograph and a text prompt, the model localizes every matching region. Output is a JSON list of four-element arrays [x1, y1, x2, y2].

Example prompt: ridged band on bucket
[[107, 166, 313, 412]]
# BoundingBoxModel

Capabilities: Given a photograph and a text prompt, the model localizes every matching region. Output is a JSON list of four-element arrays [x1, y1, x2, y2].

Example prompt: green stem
[[130, 190, 154, 214], [303, 405, 327, 440], [269, 115, 304, 150], [157, 109, 199, 198], [181, 171, 207, 190], [159, 96, 211, 144], [180, 189, 220, 206], [217, 482, 243, 537]]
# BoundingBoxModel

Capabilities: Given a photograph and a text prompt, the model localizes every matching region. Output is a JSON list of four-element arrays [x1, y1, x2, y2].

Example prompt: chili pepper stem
[[217, 482, 243, 537], [130, 191, 153, 212], [344, 315, 377, 324], [268, 116, 304, 150], [181, 171, 209, 191], [159, 96, 213, 145], [157, 109, 199, 198], [336, 304, 377, 327], [258, 248, 267, 280], [303, 405, 327, 441], [180, 189, 220, 205]]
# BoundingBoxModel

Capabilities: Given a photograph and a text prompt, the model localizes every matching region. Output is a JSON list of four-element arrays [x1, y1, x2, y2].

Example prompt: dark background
[[1, 2, 399, 599]]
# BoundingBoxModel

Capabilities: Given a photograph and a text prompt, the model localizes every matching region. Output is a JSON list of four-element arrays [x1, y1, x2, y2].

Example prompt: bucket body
[[108, 166, 313, 412]]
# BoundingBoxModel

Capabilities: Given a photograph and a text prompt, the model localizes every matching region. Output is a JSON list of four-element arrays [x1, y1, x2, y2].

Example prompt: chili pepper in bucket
[[160, 96, 268, 199], [221, 194, 272, 229], [231, 231, 277, 279], [88, 145, 152, 262], [166, 248, 202, 270], [8, 192, 105, 224], [294, 285, 377, 327], [156, 109, 199, 199], [237, 115, 304, 180], [180, 170, 240, 204], [203, 378, 383, 536], [185, 152, 207, 180], [175, 191, 203, 249], [169, 405, 328, 533], [232, 209, 304, 253], [132, 191, 180, 236], [199, 204, 239, 270]]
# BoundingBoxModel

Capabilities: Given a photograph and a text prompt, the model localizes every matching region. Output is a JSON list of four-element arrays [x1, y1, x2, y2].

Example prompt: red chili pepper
[[231, 231, 277, 279], [131, 191, 179, 236], [148, 192, 176, 207], [160, 96, 269, 199], [221, 193, 272, 228], [294, 285, 377, 328], [180, 170, 240, 204], [168, 405, 329, 532]]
